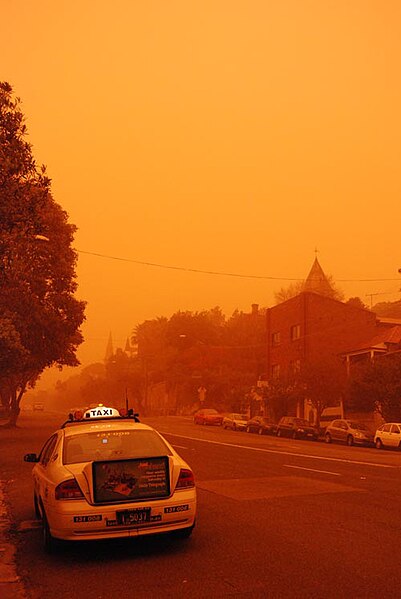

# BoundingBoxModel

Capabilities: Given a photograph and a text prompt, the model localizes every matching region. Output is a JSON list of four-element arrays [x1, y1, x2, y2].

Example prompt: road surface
[[1, 412, 401, 598]]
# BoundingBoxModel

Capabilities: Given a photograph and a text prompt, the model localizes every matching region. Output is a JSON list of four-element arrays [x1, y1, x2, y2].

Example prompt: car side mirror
[[24, 453, 39, 463]]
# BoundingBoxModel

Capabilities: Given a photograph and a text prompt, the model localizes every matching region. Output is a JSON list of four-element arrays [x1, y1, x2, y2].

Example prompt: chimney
[[251, 303, 259, 316]]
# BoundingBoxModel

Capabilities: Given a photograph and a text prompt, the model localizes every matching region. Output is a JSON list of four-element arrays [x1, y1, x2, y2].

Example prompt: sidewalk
[[0, 482, 27, 598]]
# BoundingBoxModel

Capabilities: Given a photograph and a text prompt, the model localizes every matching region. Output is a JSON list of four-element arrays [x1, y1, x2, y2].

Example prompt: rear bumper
[[46, 492, 196, 542]]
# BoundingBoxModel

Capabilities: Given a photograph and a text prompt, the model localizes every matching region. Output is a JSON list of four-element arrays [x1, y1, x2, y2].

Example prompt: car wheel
[[172, 522, 195, 539], [375, 438, 383, 449], [325, 433, 332, 444], [347, 435, 354, 447]]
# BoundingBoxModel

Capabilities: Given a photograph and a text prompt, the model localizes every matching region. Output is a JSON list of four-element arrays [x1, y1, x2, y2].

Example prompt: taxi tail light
[[176, 469, 195, 489], [55, 479, 84, 500]]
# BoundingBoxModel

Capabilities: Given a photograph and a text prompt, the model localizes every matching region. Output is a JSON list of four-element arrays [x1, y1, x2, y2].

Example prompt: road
[[1, 411, 401, 598]]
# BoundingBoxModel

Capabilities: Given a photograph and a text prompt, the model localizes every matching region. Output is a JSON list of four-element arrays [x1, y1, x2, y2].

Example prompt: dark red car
[[193, 408, 224, 426]]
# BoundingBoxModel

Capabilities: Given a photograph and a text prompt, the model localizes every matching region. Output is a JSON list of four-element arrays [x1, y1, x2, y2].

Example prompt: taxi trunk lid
[[65, 456, 175, 506]]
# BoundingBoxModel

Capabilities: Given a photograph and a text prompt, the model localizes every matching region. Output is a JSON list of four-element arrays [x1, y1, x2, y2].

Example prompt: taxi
[[24, 405, 196, 552]]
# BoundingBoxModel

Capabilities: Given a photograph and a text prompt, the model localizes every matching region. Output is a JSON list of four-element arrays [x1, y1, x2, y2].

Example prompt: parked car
[[319, 406, 343, 433], [24, 404, 196, 552], [276, 417, 319, 440], [246, 416, 277, 436], [222, 413, 248, 431], [324, 419, 374, 446], [193, 408, 224, 426], [374, 422, 401, 450]]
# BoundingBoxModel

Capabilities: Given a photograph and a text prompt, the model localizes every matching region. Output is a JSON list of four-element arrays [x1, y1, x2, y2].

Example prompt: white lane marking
[[284, 464, 341, 476], [160, 432, 397, 469], [172, 444, 188, 450]]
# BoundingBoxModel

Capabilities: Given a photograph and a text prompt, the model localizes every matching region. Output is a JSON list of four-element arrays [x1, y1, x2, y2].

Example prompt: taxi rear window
[[63, 430, 172, 464]]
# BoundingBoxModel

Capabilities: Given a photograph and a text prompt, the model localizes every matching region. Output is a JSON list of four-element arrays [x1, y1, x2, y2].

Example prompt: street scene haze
[[1, 1, 401, 598]]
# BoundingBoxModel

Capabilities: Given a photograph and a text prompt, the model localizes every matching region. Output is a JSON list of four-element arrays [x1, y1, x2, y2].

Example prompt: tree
[[129, 306, 268, 414], [372, 300, 401, 318], [348, 353, 401, 421], [297, 358, 346, 427], [264, 378, 294, 422], [346, 297, 367, 310], [274, 281, 305, 303], [0, 82, 86, 426]]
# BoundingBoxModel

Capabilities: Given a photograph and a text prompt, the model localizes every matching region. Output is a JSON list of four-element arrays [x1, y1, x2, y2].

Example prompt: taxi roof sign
[[63, 405, 140, 428], [84, 406, 120, 419]]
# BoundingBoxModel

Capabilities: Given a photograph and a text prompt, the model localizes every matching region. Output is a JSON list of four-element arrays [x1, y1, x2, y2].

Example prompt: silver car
[[324, 419, 373, 446], [222, 413, 248, 431]]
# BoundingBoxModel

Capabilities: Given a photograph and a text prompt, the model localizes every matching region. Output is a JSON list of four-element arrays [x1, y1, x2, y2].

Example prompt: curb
[[0, 482, 27, 598]]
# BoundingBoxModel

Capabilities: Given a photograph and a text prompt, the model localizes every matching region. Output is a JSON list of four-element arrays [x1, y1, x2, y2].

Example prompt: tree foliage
[[131, 307, 267, 413], [346, 297, 367, 310], [372, 300, 401, 318], [298, 358, 346, 426], [43, 306, 267, 416], [348, 354, 401, 421], [0, 82, 86, 425]]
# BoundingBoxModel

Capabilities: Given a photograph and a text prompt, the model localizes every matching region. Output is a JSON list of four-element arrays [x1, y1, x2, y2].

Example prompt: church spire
[[304, 257, 333, 296], [104, 332, 114, 362]]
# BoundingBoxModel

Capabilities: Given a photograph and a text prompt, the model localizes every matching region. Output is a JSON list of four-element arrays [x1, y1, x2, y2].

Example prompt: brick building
[[265, 258, 397, 419], [266, 291, 379, 381]]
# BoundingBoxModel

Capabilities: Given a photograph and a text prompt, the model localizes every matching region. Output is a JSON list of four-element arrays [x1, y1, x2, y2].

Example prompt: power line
[[76, 249, 401, 284]]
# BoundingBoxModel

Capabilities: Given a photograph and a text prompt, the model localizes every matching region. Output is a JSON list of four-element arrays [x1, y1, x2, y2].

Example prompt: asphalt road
[[1, 412, 401, 598]]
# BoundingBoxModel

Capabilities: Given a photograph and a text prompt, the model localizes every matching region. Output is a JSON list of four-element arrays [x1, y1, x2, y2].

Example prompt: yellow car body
[[25, 407, 196, 551]]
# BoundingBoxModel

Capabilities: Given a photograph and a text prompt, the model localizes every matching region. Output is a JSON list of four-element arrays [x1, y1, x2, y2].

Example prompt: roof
[[304, 258, 334, 296], [377, 317, 401, 326], [343, 325, 401, 355], [63, 420, 152, 437]]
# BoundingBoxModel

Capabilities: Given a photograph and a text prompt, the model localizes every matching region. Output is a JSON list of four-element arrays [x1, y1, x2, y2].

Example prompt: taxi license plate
[[116, 507, 151, 525]]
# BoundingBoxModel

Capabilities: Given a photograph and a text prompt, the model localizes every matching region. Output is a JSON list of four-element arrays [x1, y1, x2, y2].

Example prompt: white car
[[24, 405, 196, 552], [374, 422, 401, 450], [222, 413, 248, 431]]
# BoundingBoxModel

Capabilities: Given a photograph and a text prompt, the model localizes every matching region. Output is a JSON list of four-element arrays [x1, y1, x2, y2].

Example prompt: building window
[[290, 324, 301, 340], [271, 364, 280, 379], [272, 331, 281, 346]]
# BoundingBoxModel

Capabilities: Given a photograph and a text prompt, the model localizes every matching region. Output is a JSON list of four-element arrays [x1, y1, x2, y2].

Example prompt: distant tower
[[104, 332, 114, 362], [304, 257, 333, 296]]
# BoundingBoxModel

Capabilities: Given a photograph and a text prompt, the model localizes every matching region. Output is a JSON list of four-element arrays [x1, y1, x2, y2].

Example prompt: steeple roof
[[104, 332, 114, 362], [304, 257, 333, 296]]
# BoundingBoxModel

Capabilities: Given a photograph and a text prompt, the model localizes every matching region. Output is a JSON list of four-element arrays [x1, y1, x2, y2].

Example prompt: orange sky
[[2, 1, 401, 387]]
